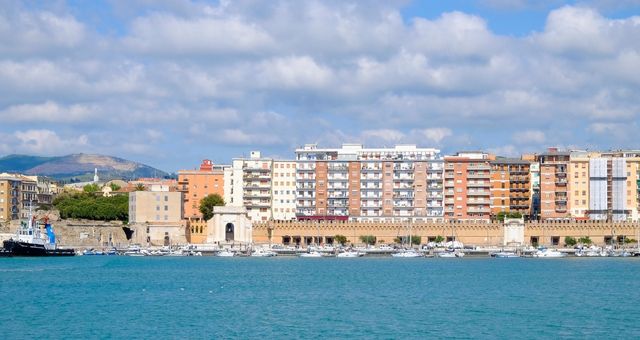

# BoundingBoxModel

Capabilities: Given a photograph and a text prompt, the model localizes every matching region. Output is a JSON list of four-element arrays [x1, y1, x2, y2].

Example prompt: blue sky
[[1, 0, 639, 172]]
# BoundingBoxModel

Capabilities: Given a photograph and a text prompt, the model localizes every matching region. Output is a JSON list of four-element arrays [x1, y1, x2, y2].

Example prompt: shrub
[[359, 235, 376, 245], [565, 236, 577, 246]]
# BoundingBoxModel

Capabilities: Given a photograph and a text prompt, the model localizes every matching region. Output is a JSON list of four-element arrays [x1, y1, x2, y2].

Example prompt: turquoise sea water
[[1, 257, 639, 339]]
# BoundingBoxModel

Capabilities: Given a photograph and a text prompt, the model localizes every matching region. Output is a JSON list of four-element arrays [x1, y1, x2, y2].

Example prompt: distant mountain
[[0, 153, 169, 182]]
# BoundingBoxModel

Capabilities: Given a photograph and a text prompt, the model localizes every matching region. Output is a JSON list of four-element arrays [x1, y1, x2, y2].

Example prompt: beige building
[[129, 191, 183, 224], [272, 160, 296, 220], [569, 151, 592, 219]]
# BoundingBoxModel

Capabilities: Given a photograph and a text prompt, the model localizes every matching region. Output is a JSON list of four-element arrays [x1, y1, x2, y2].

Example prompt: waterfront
[[1, 257, 639, 339]]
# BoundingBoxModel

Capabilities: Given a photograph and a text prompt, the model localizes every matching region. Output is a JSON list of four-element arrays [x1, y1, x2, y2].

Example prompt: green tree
[[334, 234, 348, 246], [624, 238, 637, 244], [109, 183, 121, 191], [134, 184, 146, 191], [497, 211, 523, 222], [578, 236, 593, 245], [411, 235, 422, 245], [434, 235, 445, 243], [53, 192, 128, 221], [565, 236, 577, 247], [199, 194, 225, 221], [83, 183, 100, 193], [359, 235, 376, 245]]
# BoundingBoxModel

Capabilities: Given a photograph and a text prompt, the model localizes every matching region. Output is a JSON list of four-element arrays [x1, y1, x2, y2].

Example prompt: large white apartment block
[[225, 151, 296, 222], [295, 144, 444, 222]]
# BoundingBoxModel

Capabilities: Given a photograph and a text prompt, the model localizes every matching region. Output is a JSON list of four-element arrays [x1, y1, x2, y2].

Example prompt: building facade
[[444, 152, 493, 221], [490, 158, 532, 219], [129, 190, 183, 224], [225, 151, 296, 222], [538, 148, 570, 220], [295, 144, 444, 222], [177, 160, 226, 219]]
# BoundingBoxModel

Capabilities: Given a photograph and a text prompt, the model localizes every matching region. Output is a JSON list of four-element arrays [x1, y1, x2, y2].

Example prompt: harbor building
[[538, 148, 571, 220], [129, 189, 185, 247], [225, 151, 296, 222], [295, 144, 444, 222], [177, 160, 226, 219], [444, 152, 493, 222], [128, 190, 183, 223], [490, 158, 532, 219]]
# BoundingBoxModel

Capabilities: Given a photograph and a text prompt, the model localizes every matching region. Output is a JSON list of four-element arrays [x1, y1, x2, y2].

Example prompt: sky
[[1, 0, 639, 172]]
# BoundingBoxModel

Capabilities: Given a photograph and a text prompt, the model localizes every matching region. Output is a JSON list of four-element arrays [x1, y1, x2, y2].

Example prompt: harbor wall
[[252, 220, 640, 247]]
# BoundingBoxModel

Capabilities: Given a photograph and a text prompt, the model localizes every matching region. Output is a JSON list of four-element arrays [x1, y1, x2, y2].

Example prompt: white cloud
[[361, 129, 405, 143], [514, 130, 546, 144], [124, 13, 274, 55], [11, 129, 89, 155], [0, 101, 95, 123], [0, 8, 86, 55], [415, 128, 453, 144]]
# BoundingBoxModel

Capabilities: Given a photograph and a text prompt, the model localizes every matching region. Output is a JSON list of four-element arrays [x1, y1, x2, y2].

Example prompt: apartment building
[[568, 151, 592, 219], [444, 152, 493, 221], [490, 158, 532, 218], [295, 144, 444, 222], [272, 160, 296, 220], [177, 160, 226, 219], [0, 178, 20, 222], [129, 190, 183, 223], [538, 148, 570, 220], [225, 151, 296, 222]]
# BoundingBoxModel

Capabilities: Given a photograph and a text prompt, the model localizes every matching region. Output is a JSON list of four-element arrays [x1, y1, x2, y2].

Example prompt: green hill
[[0, 153, 169, 181]]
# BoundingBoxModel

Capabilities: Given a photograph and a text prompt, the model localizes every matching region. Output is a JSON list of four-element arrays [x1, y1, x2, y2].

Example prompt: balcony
[[468, 173, 489, 179], [361, 167, 382, 172], [242, 166, 271, 172], [244, 192, 271, 198], [427, 186, 443, 191], [468, 191, 490, 196], [467, 182, 489, 188], [361, 186, 382, 191], [393, 176, 414, 181], [361, 177, 382, 182], [244, 201, 271, 208], [467, 207, 490, 213], [243, 184, 271, 189], [393, 186, 413, 191]]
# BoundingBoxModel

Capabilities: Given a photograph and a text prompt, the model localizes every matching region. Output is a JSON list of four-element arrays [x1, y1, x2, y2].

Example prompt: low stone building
[[205, 206, 252, 244]]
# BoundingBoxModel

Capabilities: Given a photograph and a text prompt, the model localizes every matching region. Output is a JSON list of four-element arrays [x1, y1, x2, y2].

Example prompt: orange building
[[537, 148, 570, 220], [444, 152, 494, 221], [177, 160, 226, 219], [490, 158, 532, 219]]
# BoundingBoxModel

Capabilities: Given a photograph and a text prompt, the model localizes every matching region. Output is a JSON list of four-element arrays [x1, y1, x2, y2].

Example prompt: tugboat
[[2, 208, 75, 257]]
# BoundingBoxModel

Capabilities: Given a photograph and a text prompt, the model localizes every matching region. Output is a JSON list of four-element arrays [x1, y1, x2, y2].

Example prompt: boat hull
[[3, 240, 75, 257]]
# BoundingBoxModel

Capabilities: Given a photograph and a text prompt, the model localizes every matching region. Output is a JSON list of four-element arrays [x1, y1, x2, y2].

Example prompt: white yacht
[[492, 251, 520, 258], [391, 249, 422, 258], [532, 248, 567, 258], [299, 251, 324, 258], [216, 249, 235, 257], [436, 250, 464, 258], [337, 250, 364, 258], [251, 249, 277, 257]]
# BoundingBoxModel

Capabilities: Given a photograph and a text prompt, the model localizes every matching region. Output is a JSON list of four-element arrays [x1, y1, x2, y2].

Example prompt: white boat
[[216, 250, 235, 257], [492, 251, 519, 258], [299, 251, 323, 258], [337, 251, 364, 258], [251, 249, 277, 257], [391, 249, 422, 258], [533, 248, 567, 258], [436, 249, 464, 258]]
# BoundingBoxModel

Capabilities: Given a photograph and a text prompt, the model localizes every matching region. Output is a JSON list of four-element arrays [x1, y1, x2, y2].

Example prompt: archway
[[225, 223, 235, 241]]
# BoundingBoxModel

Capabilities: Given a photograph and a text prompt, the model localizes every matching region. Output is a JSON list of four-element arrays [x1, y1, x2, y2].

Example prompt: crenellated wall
[[252, 220, 640, 247]]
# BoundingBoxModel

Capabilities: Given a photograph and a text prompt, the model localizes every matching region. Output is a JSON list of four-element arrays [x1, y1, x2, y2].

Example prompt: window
[[164, 196, 168, 201], [164, 206, 168, 211]]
